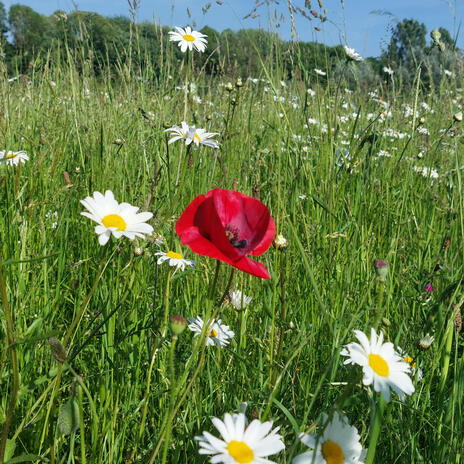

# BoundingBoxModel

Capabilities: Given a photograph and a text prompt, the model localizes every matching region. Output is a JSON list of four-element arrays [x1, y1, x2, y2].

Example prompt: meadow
[[0, 20, 464, 464]]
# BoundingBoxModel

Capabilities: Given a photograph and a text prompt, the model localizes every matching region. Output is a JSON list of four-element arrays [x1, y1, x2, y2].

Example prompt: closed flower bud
[[235, 78, 243, 88], [381, 317, 391, 327], [163, 121, 171, 129], [134, 247, 144, 256], [48, 337, 67, 363], [225, 82, 233, 92], [373, 259, 389, 282], [170, 314, 188, 335], [454, 112, 462, 122]]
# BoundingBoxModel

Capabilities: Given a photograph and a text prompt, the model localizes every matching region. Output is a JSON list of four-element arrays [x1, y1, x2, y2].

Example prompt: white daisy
[[293, 411, 364, 464], [341, 328, 415, 402], [80, 190, 153, 246], [344, 46, 363, 62], [195, 412, 285, 463], [155, 250, 195, 273], [0, 150, 29, 166], [229, 290, 252, 310], [165, 122, 220, 149], [168, 26, 208, 53], [314, 68, 326, 76], [188, 316, 234, 347]]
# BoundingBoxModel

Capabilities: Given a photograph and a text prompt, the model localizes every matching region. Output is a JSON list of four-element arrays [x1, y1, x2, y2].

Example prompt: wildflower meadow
[[0, 1, 464, 463]]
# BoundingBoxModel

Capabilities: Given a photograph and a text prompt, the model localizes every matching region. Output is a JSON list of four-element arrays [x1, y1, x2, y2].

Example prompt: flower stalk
[[365, 393, 386, 464], [0, 249, 19, 464]]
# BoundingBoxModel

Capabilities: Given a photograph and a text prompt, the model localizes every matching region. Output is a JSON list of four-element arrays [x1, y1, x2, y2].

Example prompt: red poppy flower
[[176, 189, 276, 279]]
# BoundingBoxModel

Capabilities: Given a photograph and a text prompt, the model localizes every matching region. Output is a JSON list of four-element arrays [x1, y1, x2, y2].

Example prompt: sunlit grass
[[0, 31, 463, 464]]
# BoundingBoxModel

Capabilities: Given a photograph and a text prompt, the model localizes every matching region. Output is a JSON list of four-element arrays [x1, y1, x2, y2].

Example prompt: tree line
[[0, 2, 462, 87]]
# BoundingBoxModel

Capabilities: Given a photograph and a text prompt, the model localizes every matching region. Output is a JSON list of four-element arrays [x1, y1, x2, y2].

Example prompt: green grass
[[0, 37, 463, 464]]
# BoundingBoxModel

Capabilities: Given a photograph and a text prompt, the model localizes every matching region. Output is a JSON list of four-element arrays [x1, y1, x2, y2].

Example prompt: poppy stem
[[209, 260, 221, 299], [218, 268, 235, 307]]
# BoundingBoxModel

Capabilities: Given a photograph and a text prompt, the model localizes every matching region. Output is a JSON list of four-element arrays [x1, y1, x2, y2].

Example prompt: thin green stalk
[[77, 382, 87, 464], [372, 281, 385, 331], [162, 270, 172, 337], [161, 335, 178, 464], [0, 249, 19, 464], [273, 251, 287, 385], [365, 394, 386, 464], [137, 337, 160, 444]]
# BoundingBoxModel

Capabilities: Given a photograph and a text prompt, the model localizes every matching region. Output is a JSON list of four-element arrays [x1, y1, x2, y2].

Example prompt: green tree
[[8, 4, 52, 53], [386, 18, 427, 64], [0, 1, 7, 37]]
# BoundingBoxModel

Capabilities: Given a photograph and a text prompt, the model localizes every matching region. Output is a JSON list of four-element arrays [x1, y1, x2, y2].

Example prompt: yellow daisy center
[[209, 328, 218, 338], [182, 34, 195, 42], [321, 440, 344, 464], [166, 251, 182, 260], [6, 153, 17, 159], [369, 353, 389, 377], [102, 214, 127, 231], [227, 440, 254, 463], [403, 356, 416, 369], [194, 133, 201, 142]]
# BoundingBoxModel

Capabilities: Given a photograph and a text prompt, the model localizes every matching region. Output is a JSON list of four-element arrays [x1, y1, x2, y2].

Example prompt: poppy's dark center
[[225, 226, 247, 249]]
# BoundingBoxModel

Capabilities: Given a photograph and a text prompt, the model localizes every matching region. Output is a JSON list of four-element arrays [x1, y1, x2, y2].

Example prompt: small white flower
[[307, 88, 316, 97], [229, 290, 252, 310], [341, 328, 415, 401], [344, 46, 363, 61], [0, 150, 29, 166], [165, 122, 219, 149], [80, 190, 153, 246], [155, 250, 195, 273], [314, 68, 326, 76], [293, 411, 364, 464], [413, 166, 439, 179], [383, 66, 394, 76], [444, 69, 453, 77], [419, 333, 434, 349], [377, 150, 392, 158], [196, 412, 285, 462], [168, 26, 207, 53], [46, 210, 59, 229], [188, 316, 234, 347]]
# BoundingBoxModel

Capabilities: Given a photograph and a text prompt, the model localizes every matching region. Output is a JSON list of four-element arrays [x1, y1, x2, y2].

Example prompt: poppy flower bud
[[48, 337, 67, 363], [170, 314, 188, 335], [373, 259, 388, 282], [163, 121, 171, 129]]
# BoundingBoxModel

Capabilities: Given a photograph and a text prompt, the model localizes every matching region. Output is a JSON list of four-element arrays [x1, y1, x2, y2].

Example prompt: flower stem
[[365, 393, 386, 464], [209, 260, 221, 300], [373, 280, 385, 331], [162, 270, 172, 337], [217, 268, 234, 307], [160, 335, 178, 464], [0, 249, 19, 464]]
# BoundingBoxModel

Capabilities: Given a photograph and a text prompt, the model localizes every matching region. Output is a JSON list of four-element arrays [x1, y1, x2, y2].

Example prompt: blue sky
[[2, 0, 463, 57]]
